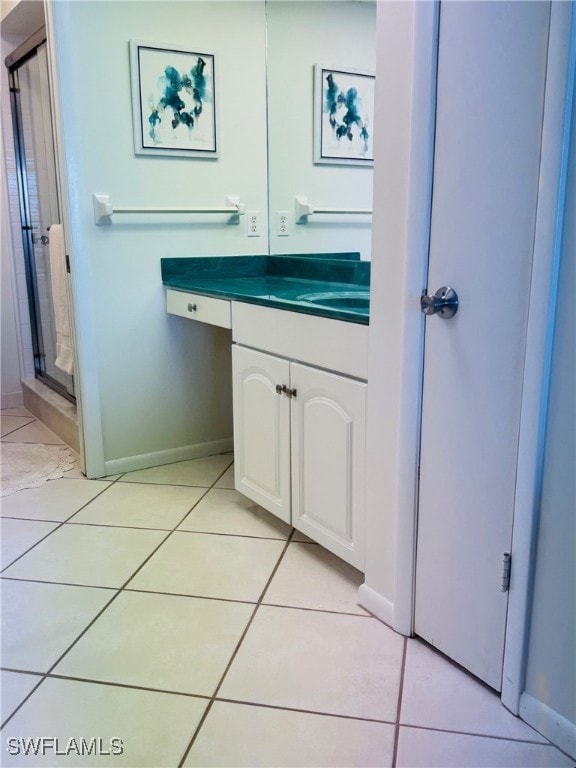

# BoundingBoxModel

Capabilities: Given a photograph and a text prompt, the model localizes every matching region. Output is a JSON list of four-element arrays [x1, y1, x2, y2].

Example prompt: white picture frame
[[129, 40, 217, 158]]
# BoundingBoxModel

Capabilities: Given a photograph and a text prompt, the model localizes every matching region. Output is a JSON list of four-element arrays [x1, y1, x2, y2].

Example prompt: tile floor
[[0, 408, 573, 767]]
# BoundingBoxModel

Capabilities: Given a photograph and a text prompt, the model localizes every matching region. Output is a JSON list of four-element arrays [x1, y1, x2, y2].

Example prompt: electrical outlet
[[247, 211, 261, 237], [277, 211, 290, 236]]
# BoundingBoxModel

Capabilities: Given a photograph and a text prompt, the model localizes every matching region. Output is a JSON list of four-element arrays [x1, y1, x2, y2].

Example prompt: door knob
[[420, 286, 459, 319]]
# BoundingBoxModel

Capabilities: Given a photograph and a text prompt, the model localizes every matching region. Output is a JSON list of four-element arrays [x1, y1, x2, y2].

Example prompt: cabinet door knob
[[188, 303, 197, 312], [274, 384, 296, 398]]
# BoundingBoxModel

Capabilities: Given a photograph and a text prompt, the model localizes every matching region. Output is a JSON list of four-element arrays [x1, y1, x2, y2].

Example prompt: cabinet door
[[290, 363, 366, 569], [232, 345, 291, 523]]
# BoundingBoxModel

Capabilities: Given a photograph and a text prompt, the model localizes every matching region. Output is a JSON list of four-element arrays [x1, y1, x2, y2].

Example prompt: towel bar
[[295, 196, 372, 224], [93, 193, 245, 225]]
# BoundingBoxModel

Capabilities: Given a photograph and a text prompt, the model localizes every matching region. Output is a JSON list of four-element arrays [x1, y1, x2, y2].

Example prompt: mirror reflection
[[266, 0, 376, 260]]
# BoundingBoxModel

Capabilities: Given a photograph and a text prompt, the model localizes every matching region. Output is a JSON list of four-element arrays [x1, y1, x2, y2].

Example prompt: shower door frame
[[6, 28, 75, 403]]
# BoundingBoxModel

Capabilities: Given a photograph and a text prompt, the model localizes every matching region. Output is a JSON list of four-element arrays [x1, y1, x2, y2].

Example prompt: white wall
[[522, 84, 575, 755], [48, 0, 269, 475], [266, 0, 375, 260]]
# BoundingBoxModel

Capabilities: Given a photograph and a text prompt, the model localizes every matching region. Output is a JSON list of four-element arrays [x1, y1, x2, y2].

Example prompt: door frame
[[44, 1, 103, 477], [362, 0, 574, 714]]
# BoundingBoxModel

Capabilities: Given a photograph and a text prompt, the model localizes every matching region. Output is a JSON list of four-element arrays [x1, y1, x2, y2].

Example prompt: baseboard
[[1, 391, 24, 409], [357, 584, 397, 630], [103, 437, 234, 477], [519, 691, 576, 760]]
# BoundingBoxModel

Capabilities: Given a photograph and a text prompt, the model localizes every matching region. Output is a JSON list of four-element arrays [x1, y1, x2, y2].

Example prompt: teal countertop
[[161, 254, 370, 325]]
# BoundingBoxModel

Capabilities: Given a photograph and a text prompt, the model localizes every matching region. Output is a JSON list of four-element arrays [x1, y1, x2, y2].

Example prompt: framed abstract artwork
[[129, 41, 217, 158], [313, 65, 375, 166]]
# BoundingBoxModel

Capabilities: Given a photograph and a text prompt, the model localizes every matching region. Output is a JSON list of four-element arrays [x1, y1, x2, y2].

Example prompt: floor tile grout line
[[0, 526, 64, 574], [93, 458, 236, 597], [0, 667, 397, 728], [169, 528, 292, 541], [0, 664, 394, 728], [0, 483, 218, 730], [121, 588, 260, 607], [0, 417, 38, 438], [0, 676, 47, 731], [0, 416, 43, 432], [211, 456, 235, 484], [1, 518, 173, 533], [97, 473, 127, 486], [0, 480, 123, 574], [118, 485, 220, 591], [0, 574, 370, 618], [1, 440, 67, 446], [62, 478, 216, 609], [0, 576, 118, 590], [1, 526, 184, 729], [0, 670, 214, 702], [114, 454, 234, 490], [114, 480, 232, 489], [395, 722, 559, 747], [392, 636, 408, 767], [0, 665, 561, 749], [177, 530, 296, 767], [0, 468, 225, 574], [66, 523, 289, 541], [0, 668, 44, 677], [7, 449, 530, 758], [59, 474, 121, 481], [210, 696, 397, 725], [1, 517, 308, 547], [259, 600, 371, 618], [0, 584, 124, 730], [0, 576, 258, 606]]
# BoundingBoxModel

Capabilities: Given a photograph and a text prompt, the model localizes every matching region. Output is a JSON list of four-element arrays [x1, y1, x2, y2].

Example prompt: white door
[[415, 1, 550, 690], [290, 363, 366, 570], [232, 345, 291, 523]]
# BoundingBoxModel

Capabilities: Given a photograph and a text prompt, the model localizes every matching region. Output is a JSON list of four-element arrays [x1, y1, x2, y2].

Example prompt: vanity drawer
[[232, 302, 368, 380], [166, 289, 231, 329]]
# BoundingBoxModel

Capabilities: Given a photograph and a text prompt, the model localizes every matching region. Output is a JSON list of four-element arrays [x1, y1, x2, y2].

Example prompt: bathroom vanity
[[161, 255, 369, 569]]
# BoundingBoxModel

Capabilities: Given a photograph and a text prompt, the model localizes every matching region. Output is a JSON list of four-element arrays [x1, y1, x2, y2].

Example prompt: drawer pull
[[187, 303, 197, 312]]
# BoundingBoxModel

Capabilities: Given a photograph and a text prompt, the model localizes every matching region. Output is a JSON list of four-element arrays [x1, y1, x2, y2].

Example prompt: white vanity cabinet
[[232, 303, 367, 569], [166, 289, 232, 328], [232, 345, 292, 524]]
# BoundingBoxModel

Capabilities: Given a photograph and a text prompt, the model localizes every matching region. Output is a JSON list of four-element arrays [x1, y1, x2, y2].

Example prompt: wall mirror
[[265, 0, 376, 260]]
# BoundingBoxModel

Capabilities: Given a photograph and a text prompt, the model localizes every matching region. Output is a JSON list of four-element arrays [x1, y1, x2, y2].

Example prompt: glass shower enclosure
[[7, 34, 75, 401]]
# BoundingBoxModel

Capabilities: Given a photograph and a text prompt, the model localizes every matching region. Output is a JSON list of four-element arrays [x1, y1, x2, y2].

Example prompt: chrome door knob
[[420, 286, 459, 319]]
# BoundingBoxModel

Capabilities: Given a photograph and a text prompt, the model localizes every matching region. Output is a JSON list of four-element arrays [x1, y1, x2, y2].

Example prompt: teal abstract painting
[[314, 65, 374, 166], [130, 41, 217, 158]]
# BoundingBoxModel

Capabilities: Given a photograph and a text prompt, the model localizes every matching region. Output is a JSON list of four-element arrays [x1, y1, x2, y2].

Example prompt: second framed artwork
[[314, 65, 375, 166], [130, 41, 217, 158]]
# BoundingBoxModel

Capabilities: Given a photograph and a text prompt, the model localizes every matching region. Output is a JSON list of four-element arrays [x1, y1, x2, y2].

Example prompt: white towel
[[47, 224, 74, 375]]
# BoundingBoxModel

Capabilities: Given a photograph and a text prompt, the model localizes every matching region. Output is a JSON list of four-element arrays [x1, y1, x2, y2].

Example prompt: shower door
[[9, 39, 75, 401]]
